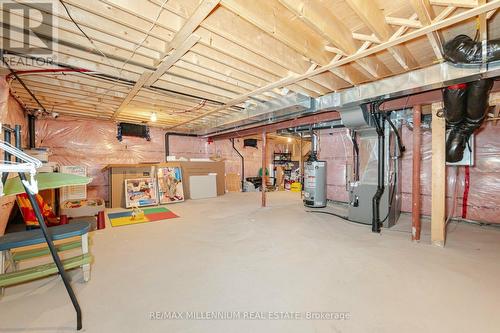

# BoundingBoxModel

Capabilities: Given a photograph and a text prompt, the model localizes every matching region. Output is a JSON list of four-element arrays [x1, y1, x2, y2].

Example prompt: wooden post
[[431, 103, 446, 246], [261, 131, 267, 207], [412, 105, 422, 241]]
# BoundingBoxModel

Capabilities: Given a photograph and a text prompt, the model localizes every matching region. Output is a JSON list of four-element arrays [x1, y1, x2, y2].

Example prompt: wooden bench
[[0, 220, 92, 295]]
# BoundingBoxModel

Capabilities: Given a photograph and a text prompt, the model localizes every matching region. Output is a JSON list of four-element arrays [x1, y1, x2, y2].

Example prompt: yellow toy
[[130, 204, 144, 220]]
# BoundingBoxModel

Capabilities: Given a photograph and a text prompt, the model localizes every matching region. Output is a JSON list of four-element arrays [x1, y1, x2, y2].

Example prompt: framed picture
[[124, 178, 158, 208], [157, 167, 184, 204]]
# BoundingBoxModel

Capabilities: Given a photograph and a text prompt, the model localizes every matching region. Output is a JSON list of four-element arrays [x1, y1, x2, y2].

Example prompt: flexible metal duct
[[443, 78, 494, 162], [443, 34, 500, 64]]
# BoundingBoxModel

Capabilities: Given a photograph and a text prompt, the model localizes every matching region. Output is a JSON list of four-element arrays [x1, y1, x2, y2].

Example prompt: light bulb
[[150, 112, 157, 122]]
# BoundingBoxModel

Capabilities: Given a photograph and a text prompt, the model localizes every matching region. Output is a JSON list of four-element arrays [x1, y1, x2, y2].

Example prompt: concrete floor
[[1, 191, 500, 333]]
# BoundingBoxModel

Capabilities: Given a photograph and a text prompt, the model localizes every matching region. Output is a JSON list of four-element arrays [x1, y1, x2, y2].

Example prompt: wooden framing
[[431, 102, 446, 246], [1, 0, 497, 130]]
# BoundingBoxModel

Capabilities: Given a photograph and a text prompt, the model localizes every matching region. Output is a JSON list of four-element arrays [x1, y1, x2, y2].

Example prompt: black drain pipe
[[371, 107, 385, 233], [230, 138, 245, 190], [350, 130, 359, 182], [164, 132, 198, 161], [2, 125, 12, 185], [28, 114, 36, 149]]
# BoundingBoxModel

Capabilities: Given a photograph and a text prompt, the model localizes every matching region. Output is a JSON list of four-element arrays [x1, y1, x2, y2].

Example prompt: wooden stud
[[431, 103, 446, 246]]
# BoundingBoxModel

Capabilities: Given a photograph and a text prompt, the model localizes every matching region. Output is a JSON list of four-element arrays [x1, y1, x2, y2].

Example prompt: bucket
[[290, 182, 302, 192]]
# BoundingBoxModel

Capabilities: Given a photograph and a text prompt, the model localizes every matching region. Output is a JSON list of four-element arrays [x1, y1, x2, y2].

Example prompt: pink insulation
[[0, 76, 28, 235], [35, 118, 289, 202], [319, 121, 500, 224], [35, 118, 166, 200], [169, 136, 288, 179], [318, 128, 353, 202]]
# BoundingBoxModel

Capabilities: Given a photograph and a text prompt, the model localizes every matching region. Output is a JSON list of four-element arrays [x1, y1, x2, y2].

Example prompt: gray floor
[[1, 192, 500, 333]]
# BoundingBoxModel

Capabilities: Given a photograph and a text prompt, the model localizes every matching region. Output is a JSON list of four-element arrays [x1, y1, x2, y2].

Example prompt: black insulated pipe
[[350, 130, 359, 182], [28, 114, 36, 149], [443, 34, 500, 64], [230, 139, 245, 190], [385, 115, 405, 156], [443, 78, 493, 162], [14, 125, 21, 161], [371, 111, 385, 233], [164, 132, 198, 161]]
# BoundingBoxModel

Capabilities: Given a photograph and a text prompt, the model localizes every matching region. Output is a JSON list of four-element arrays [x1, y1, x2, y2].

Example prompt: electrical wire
[[119, 0, 169, 74], [306, 209, 428, 235], [58, 0, 130, 104], [306, 210, 370, 225], [58, 0, 120, 77]]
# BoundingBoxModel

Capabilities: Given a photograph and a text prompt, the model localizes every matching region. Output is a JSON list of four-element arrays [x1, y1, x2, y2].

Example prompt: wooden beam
[[161, 0, 219, 58], [409, 0, 444, 61], [385, 16, 423, 29], [146, 34, 200, 87], [344, 0, 419, 70], [164, 1, 500, 128], [111, 71, 153, 120], [430, 0, 478, 7], [479, 0, 488, 63], [352, 33, 381, 44], [279, 0, 389, 78], [431, 103, 446, 246]]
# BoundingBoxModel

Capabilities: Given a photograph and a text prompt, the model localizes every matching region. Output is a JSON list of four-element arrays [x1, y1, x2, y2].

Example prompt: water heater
[[303, 134, 327, 208], [303, 160, 327, 208]]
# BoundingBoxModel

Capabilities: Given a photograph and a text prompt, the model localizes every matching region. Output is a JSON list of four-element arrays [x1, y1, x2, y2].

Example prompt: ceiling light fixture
[[150, 112, 157, 122]]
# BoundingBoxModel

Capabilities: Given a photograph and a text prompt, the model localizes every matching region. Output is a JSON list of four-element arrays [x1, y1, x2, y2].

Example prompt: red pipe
[[261, 131, 267, 207], [412, 105, 422, 241], [6, 68, 91, 80], [462, 166, 470, 219]]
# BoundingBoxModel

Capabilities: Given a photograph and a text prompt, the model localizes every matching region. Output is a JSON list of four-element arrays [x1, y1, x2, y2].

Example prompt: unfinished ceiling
[[1, 0, 499, 132]]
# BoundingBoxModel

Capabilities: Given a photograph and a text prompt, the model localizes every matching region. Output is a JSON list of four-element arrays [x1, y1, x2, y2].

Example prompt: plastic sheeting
[[0, 76, 28, 235], [169, 135, 288, 179], [35, 118, 166, 201], [35, 118, 290, 203], [319, 121, 500, 224]]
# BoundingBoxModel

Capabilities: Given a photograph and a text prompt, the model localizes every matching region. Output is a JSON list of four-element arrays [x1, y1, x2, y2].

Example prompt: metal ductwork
[[336, 105, 402, 230], [202, 61, 499, 137]]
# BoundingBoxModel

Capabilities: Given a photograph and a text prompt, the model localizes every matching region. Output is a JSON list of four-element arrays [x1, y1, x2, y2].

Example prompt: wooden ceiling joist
[[3, 0, 498, 128], [169, 0, 500, 129]]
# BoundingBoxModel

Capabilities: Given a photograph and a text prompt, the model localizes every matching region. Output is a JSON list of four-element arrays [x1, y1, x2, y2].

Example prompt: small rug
[[107, 207, 178, 227]]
